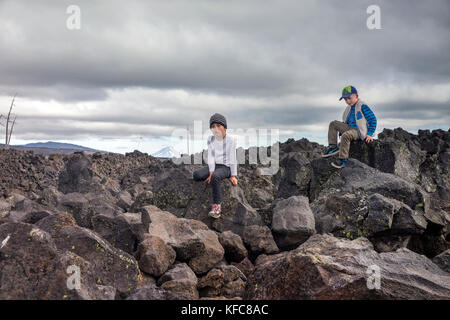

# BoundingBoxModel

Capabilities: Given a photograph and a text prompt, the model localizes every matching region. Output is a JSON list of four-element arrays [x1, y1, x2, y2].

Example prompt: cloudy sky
[[0, 0, 449, 154]]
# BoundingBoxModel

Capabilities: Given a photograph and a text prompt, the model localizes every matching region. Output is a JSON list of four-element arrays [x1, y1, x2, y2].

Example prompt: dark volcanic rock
[[136, 235, 176, 276], [145, 205, 224, 275], [0, 222, 116, 299], [271, 196, 316, 250], [432, 249, 450, 273], [37, 222, 140, 297], [126, 284, 177, 300], [218, 230, 248, 263], [245, 234, 450, 299], [242, 225, 279, 261]]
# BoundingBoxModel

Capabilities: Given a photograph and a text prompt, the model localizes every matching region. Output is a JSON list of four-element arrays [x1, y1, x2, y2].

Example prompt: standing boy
[[322, 85, 377, 168], [193, 113, 238, 218]]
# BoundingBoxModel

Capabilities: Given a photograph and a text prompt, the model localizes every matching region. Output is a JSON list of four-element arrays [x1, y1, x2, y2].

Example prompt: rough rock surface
[[0, 127, 448, 300], [245, 234, 450, 299]]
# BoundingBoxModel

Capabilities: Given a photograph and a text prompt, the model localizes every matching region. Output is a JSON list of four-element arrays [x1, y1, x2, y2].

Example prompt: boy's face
[[343, 93, 359, 106], [210, 123, 226, 140]]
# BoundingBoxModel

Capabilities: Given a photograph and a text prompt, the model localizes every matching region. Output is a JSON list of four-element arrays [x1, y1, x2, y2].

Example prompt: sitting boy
[[322, 85, 377, 168], [193, 113, 238, 218]]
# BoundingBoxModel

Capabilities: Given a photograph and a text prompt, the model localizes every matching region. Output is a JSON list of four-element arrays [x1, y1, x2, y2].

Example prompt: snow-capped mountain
[[152, 146, 181, 158]]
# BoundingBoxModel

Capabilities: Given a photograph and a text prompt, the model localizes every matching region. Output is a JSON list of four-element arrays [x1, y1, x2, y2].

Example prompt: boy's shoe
[[321, 145, 339, 158], [208, 204, 221, 219], [331, 158, 348, 169]]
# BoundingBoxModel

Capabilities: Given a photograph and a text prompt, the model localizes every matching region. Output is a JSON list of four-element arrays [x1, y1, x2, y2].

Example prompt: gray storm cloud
[[0, 0, 448, 144]]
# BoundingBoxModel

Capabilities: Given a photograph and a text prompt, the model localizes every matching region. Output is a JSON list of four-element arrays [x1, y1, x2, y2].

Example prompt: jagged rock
[[136, 235, 176, 276], [271, 196, 316, 250], [242, 225, 279, 261], [145, 205, 224, 274], [189, 229, 225, 275], [244, 234, 450, 299], [0, 222, 116, 300], [37, 187, 63, 208], [91, 212, 138, 254], [157, 262, 198, 286], [391, 204, 428, 233], [218, 230, 248, 262], [8, 198, 54, 224], [273, 152, 311, 199], [130, 190, 154, 212], [126, 284, 177, 300], [160, 278, 199, 300], [310, 158, 428, 210], [350, 128, 449, 215], [198, 265, 247, 298], [35, 212, 78, 236], [433, 249, 450, 273], [231, 257, 255, 279], [121, 210, 151, 243], [37, 223, 140, 297], [198, 268, 225, 290], [116, 190, 133, 211], [310, 159, 429, 242], [57, 153, 95, 194], [56, 192, 92, 228]]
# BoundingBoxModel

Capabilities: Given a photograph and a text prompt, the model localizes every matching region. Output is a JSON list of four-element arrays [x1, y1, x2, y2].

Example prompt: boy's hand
[[230, 176, 238, 186], [205, 172, 213, 184], [364, 135, 374, 143]]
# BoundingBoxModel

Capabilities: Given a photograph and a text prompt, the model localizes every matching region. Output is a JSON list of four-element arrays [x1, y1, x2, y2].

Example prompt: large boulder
[[136, 235, 176, 276], [7, 198, 54, 224], [271, 196, 316, 250], [0, 222, 116, 299], [273, 152, 311, 199], [350, 128, 449, 216], [310, 159, 431, 242], [36, 219, 141, 297], [244, 234, 450, 299], [198, 264, 247, 298], [156, 262, 199, 300], [91, 212, 139, 254], [218, 230, 248, 263], [145, 205, 224, 274], [242, 225, 279, 261], [57, 153, 95, 194]]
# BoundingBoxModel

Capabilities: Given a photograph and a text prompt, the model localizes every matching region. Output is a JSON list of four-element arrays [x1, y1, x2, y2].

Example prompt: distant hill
[[0, 141, 108, 155], [22, 141, 99, 151]]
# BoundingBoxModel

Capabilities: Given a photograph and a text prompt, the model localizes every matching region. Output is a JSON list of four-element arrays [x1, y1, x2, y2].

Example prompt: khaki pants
[[328, 120, 360, 159]]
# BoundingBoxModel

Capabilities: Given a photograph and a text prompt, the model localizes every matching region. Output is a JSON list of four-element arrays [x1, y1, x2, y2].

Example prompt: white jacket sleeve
[[229, 137, 238, 176], [207, 135, 215, 172]]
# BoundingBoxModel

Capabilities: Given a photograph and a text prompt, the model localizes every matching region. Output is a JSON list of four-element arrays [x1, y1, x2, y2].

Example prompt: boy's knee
[[329, 120, 339, 128]]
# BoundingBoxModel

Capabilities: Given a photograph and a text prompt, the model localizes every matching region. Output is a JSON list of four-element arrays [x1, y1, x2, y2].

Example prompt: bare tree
[[3, 94, 17, 150]]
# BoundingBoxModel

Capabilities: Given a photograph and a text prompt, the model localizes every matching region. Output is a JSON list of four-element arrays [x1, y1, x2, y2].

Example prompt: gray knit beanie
[[209, 113, 227, 129]]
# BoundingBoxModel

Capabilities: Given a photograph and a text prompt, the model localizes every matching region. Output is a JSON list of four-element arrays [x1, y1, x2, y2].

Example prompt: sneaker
[[208, 204, 221, 219], [331, 158, 348, 169], [321, 145, 339, 158]]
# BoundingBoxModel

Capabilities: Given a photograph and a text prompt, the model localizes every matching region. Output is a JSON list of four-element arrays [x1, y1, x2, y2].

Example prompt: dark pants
[[193, 164, 231, 204]]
